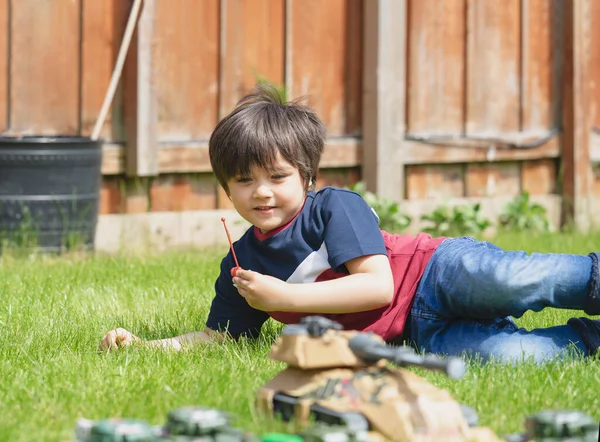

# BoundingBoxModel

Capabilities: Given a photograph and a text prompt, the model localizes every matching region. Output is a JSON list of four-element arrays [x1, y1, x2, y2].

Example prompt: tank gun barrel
[[348, 333, 466, 379]]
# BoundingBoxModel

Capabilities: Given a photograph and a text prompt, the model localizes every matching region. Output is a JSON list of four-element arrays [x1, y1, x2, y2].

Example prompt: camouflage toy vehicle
[[256, 316, 503, 442], [75, 406, 260, 442], [504, 409, 598, 442]]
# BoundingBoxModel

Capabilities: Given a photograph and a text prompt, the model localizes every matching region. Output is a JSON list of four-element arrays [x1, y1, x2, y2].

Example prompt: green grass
[[1, 232, 600, 441]]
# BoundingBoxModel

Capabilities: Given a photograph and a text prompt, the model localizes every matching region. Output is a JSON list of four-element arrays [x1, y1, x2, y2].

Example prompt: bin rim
[[0, 135, 102, 144]]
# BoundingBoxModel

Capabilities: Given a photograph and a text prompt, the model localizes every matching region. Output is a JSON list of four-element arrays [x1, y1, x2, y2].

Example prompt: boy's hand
[[99, 328, 141, 352], [233, 269, 291, 311]]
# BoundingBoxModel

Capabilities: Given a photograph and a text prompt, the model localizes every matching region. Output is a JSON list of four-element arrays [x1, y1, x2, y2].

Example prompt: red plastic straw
[[221, 217, 240, 268]]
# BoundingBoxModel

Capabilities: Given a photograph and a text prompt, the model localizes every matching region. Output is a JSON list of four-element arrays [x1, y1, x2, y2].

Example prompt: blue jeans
[[408, 237, 598, 362]]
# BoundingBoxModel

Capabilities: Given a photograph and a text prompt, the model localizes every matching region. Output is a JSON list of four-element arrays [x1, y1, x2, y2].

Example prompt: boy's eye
[[236, 177, 252, 183], [272, 173, 288, 180]]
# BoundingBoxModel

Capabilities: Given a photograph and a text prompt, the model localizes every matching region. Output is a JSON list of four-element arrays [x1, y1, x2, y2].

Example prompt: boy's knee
[[567, 316, 600, 356], [584, 253, 600, 315]]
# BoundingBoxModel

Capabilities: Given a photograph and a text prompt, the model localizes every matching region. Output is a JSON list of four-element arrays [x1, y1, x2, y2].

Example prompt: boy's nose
[[253, 184, 273, 198]]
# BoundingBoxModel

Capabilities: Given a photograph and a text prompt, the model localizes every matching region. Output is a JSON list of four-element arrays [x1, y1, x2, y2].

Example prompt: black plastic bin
[[0, 136, 102, 253]]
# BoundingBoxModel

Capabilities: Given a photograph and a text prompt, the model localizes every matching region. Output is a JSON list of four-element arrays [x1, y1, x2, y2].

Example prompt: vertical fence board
[[521, 0, 553, 131], [289, 0, 361, 136], [405, 165, 464, 199], [150, 175, 217, 211], [465, 163, 521, 197], [562, 0, 592, 228], [466, 0, 520, 135], [123, 0, 158, 177], [154, 0, 219, 140], [521, 159, 557, 195], [345, 0, 363, 134], [405, 0, 465, 200], [10, 0, 80, 134], [406, 0, 465, 135], [81, 0, 129, 140], [363, 0, 406, 201], [219, 0, 285, 119], [591, 0, 600, 129], [0, 0, 6, 132]]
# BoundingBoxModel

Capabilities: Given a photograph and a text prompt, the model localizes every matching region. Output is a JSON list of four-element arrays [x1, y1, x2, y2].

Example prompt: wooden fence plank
[[123, 0, 158, 177], [80, 0, 129, 140], [219, 0, 285, 118], [465, 163, 521, 197], [363, 0, 406, 201], [10, 0, 80, 134], [405, 165, 464, 200], [345, 0, 363, 134], [591, 0, 600, 130], [562, 0, 592, 229], [101, 136, 561, 175], [406, 0, 465, 136], [521, 159, 557, 195], [289, 0, 362, 136], [153, 0, 219, 140], [521, 0, 553, 131], [154, 0, 219, 141], [466, 0, 520, 135], [0, 0, 6, 132], [405, 0, 465, 202], [402, 136, 559, 164]]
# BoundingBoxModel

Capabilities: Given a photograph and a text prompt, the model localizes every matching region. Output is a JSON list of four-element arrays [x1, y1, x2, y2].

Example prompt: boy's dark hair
[[209, 83, 327, 194]]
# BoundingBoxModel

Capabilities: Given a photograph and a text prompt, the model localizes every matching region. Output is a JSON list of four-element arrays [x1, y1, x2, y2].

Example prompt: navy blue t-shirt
[[205, 186, 387, 337]]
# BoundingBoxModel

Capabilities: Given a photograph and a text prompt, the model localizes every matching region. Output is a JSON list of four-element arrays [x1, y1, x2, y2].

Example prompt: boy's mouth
[[254, 206, 275, 211]]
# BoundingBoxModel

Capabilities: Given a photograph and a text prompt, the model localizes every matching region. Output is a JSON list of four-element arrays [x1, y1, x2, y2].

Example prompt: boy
[[100, 85, 600, 363]]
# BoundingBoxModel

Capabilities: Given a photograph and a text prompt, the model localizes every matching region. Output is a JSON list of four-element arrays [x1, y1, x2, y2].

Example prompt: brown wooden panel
[[150, 175, 217, 212], [80, 0, 129, 140], [466, 0, 520, 135], [0, 0, 7, 132], [593, 164, 600, 197], [154, 0, 219, 140], [289, 0, 363, 136], [406, 0, 465, 135], [316, 167, 361, 190], [562, 0, 593, 228], [102, 136, 562, 175], [100, 176, 124, 214], [217, 186, 234, 210], [465, 163, 521, 197], [591, 0, 600, 128], [521, 0, 553, 131], [405, 165, 464, 200], [10, 0, 80, 134], [402, 136, 559, 164], [219, 0, 285, 118], [521, 159, 557, 195]]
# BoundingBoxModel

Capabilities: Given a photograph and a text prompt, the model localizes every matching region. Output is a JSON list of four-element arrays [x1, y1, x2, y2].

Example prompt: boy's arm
[[99, 326, 224, 352], [233, 253, 395, 314]]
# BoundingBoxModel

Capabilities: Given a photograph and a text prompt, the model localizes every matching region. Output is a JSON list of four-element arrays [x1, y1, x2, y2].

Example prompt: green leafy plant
[[348, 181, 411, 233], [498, 192, 551, 233], [255, 74, 287, 102], [421, 203, 491, 237]]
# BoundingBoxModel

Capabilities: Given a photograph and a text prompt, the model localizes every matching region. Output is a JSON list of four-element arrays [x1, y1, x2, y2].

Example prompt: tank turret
[[257, 316, 504, 442]]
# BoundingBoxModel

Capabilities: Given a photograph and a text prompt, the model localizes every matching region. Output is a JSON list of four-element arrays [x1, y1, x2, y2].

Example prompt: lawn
[[1, 231, 600, 441]]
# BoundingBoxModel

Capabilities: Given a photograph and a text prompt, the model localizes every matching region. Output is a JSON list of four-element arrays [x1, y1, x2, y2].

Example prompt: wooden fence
[[1, 0, 599, 239]]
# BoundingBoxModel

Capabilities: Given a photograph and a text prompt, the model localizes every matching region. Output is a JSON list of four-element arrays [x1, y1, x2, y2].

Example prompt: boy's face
[[227, 153, 306, 233]]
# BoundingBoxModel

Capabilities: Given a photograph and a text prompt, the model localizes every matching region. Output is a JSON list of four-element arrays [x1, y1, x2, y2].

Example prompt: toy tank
[[74, 406, 260, 442], [504, 409, 599, 442], [256, 316, 503, 442]]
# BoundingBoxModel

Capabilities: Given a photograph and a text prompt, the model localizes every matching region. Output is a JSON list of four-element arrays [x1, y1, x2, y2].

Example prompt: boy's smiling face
[[227, 153, 307, 233]]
